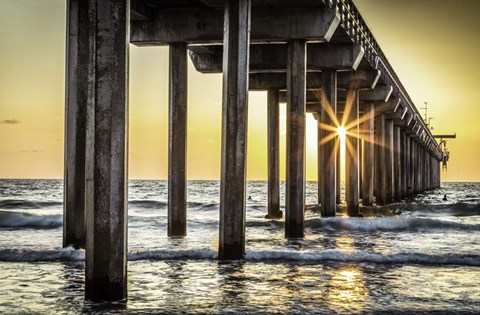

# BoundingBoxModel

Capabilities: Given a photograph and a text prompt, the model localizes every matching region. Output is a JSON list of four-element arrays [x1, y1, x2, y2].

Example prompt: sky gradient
[[0, 0, 479, 181]]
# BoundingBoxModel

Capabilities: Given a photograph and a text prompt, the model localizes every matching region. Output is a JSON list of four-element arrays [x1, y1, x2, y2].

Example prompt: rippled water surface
[[1, 180, 480, 314]]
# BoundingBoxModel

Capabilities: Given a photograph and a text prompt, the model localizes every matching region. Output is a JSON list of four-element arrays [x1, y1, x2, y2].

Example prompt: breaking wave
[[306, 217, 480, 232], [0, 199, 62, 210], [1, 247, 480, 267], [0, 211, 62, 228]]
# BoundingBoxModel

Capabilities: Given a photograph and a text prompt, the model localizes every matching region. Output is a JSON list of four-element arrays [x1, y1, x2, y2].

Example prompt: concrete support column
[[345, 88, 359, 216], [336, 137, 341, 205], [318, 69, 337, 217], [64, 0, 89, 249], [286, 39, 306, 237], [437, 158, 441, 188], [168, 43, 188, 237], [384, 119, 394, 204], [415, 143, 422, 194], [361, 104, 374, 206], [405, 136, 412, 196], [393, 126, 401, 202], [219, 0, 251, 260], [374, 113, 386, 205], [85, 0, 129, 301], [267, 89, 282, 219], [400, 131, 407, 198], [410, 140, 417, 195]]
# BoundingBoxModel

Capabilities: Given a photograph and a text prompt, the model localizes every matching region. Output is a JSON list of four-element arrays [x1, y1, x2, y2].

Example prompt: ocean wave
[[1, 247, 479, 267], [402, 202, 480, 216], [129, 200, 167, 209], [306, 217, 480, 232], [0, 247, 84, 262], [245, 249, 480, 267], [0, 199, 62, 209], [129, 248, 217, 261], [0, 211, 62, 228]]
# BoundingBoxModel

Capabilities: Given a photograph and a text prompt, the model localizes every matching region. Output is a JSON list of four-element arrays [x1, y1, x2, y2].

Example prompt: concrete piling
[[84, 0, 129, 301], [267, 89, 282, 219], [285, 39, 306, 238], [393, 126, 401, 202], [318, 69, 338, 217], [168, 42, 188, 237], [64, 0, 89, 249], [375, 113, 386, 205], [345, 88, 359, 216], [219, 0, 251, 260], [384, 119, 394, 204], [362, 103, 375, 206]]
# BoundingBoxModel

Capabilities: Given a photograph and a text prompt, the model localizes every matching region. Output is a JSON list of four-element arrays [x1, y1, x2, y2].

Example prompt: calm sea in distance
[[1, 179, 479, 314]]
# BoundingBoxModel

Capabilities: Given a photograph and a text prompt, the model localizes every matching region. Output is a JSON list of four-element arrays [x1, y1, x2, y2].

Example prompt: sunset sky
[[0, 0, 479, 182]]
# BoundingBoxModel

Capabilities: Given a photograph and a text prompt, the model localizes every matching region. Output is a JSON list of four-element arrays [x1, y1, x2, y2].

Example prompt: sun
[[337, 126, 347, 139]]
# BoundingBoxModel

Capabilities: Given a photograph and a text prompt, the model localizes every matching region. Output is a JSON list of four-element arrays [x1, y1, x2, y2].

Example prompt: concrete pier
[[285, 39, 306, 238], [345, 88, 359, 216], [84, 0, 129, 301], [267, 89, 282, 219], [218, 0, 251, 260], [168, 42, 188, 237], [318, 70, 337, 217]]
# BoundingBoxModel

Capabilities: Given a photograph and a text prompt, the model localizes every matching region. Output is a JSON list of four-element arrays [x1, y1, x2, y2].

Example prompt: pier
[[64, 0, 444, 300]]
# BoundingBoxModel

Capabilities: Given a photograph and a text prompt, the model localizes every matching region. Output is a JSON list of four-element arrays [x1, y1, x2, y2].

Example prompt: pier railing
[[325, 0, 441, 158]]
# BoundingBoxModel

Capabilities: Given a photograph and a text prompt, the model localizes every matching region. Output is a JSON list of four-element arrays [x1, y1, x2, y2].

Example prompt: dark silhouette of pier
[[63, 0, 444, 300]]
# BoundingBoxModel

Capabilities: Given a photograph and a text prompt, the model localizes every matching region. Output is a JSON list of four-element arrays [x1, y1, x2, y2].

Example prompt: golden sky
[[0, 0, 479, 182]]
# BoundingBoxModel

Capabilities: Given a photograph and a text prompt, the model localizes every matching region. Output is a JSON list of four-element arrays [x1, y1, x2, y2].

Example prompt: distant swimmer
[[248, 196, 252, 200], [443, 194, 448, 201]]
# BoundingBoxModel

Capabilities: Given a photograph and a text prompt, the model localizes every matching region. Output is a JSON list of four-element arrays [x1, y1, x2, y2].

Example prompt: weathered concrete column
[[345, 88, 359, 216], [410, 140, 417, 195], [400, 131, 407, 198], [219, 0, 251, 260], [336, 136, 341, 205], [64, 0, 89, 249], [286, 39, 306, 238], [362, 103, 374, 206], [393, 126, 401, 202], [266, 89, 282, 219], [318, 69, 337, 217], [406, 136, 413, 196], [168, 43, 188, 237], [414, 143, 422, 194], [85, 0, 129, 301], [374, 113, 386, 205], [384, 119, 394, 204]]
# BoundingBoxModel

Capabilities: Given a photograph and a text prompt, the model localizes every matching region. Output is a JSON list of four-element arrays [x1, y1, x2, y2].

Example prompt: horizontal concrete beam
[[189, 43, 364, 73], [131, 7, 340, 45], [338, 70, 381, 90], [248, 70, 379, 91], [359, 84, 393, 103]]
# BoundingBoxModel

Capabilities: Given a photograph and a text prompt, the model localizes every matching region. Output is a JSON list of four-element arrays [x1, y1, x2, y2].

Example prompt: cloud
[[1, 119, 20, 124]]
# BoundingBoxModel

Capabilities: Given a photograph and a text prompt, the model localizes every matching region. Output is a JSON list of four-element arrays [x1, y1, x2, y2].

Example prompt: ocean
[[1, 179, 479, 314]]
